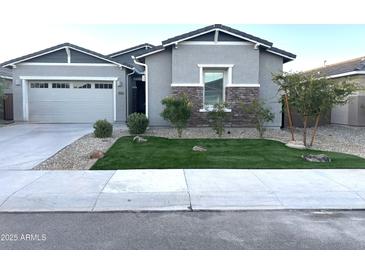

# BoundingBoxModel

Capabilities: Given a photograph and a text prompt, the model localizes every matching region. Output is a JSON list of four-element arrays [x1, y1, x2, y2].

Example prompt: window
[[95, 83, 113, 89], [74, 83, 92, 89], [52, 83, 70, 89], [203, 70, 224, 106], [30, 82, 48, 88]]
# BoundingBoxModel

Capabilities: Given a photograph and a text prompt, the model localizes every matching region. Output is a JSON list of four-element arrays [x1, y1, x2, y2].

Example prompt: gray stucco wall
[[172, 44, 259, 84], [145, 48, 172, 126], [11, 64, 127, 122], [259, 51, 283, 127]]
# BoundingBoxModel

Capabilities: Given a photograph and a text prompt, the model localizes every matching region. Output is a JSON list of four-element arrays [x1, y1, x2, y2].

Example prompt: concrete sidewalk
[[0, 169, 364, 212]]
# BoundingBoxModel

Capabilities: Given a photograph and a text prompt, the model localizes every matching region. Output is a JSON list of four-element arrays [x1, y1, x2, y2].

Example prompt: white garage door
[[28, 81, 114, 123]]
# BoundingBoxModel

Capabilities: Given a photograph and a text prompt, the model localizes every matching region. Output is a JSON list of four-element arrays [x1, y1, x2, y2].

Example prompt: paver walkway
[[0, 169, 364, 211]]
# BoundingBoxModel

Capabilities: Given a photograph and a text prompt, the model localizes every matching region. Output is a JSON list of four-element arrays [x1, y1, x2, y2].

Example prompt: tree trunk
[[310, 114, 321, 147], [303, 116, 308, 147], [284, 94, 295, 141]]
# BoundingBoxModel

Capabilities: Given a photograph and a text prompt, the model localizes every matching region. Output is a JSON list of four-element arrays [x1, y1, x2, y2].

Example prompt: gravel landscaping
[[33, 124, 365, 170]]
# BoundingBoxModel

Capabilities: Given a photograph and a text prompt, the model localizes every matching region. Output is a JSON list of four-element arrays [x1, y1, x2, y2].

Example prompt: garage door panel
[[28, 83, 114, 123]]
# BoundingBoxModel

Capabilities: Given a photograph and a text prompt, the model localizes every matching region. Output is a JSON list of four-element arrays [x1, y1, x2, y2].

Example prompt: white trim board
[[197, 64, 234, 68], [109, 45, 153, 58], [179, 41, 252, 46], [135, 48, 165, 59], [0, 76, 12, 80], [266, 49, 295, 60], [3, 45, 132, 70], [171, 83, 204, 87], [327, 71, 365, 79], [226, 84, 260, 87], [19, 76, 118, 81], [19, 63, 118, 67], [163, 28, 271, 48]]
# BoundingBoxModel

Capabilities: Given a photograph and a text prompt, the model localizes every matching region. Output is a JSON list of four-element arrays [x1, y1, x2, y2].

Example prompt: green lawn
[[91, 136, 365, 170]]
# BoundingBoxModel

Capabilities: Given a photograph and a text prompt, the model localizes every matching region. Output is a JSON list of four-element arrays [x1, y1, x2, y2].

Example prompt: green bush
[[127, 113, 149, 134], [161, 94, 192, 138], [242, 99, 275, 138], [208, 103, 229, 137], [93, 119, 113, 138]]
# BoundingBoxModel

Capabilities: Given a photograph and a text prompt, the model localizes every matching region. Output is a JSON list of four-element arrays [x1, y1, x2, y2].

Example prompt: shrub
[[93, 119, 113, 138], [161, 94, 192, 137], [208, 103, 229, 137], [127, 113, 149, 134], [242, 99, 275, 138]]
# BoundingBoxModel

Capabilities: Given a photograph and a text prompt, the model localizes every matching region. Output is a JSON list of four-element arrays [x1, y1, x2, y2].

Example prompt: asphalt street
[[1, 210, 365, 249]]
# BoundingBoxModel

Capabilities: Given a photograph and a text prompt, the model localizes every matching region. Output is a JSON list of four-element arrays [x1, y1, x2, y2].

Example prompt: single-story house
[[306, 57, 365, 127], [0, 67, 13, 120], [1, 24, 296, 127]]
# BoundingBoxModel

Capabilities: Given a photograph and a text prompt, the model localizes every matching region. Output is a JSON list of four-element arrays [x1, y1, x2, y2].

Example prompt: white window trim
[[22, 77, 118, 122], [198, 64, 234, 86], [201, 69, 228, 110], [199, 107, 232, 113]]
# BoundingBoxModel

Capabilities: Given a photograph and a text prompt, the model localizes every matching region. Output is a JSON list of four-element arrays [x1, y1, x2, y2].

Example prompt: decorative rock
[[302, 154, 331, 163], [133, 136, 147, 143], [192, 145, 207, 152], [286, 141, 306, 150], [90, 150, 104, 159]]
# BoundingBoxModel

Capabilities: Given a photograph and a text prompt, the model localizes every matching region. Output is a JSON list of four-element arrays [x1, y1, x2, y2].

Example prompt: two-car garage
[[27, 80, 115, 123]]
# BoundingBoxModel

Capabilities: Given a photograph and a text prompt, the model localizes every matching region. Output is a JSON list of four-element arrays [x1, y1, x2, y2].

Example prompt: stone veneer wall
[[171, 86, 259, 127]]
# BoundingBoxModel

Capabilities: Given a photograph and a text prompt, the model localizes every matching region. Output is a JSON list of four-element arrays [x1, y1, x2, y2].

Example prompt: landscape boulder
[[192, 146, 207, 152], [302, 154, 331, 163], [90, 150, 104, 159], [286, 141, 306, 150], [133, 136, 147, 143]]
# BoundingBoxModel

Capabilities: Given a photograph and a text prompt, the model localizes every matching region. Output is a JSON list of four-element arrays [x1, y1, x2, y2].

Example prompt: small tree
[[242, 99, 275, 138], [273, 72, 358, 146], [161, 94, 192, 137], [208, 102, 229, 137]]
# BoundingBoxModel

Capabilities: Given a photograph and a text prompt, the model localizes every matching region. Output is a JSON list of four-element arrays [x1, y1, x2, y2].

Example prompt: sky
[[1, 24, 365, 71]]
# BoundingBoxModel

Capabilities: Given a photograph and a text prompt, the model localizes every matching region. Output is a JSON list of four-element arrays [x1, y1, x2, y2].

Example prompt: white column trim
[[65, 47, 71, 63], [22, 79, 29, 121], [113, 80, 117, 122]]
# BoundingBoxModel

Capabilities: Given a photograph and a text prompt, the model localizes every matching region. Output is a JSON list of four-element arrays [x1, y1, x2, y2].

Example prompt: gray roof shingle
[[0, 67, 12, 79], [108, 43, 154, 57], [305, 56, 365, 77]]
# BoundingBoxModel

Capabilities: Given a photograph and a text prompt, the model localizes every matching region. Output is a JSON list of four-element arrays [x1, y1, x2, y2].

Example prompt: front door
[[135, 81, 146, 114]]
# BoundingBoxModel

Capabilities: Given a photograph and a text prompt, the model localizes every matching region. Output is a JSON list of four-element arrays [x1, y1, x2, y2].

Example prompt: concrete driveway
[[0, 124, 92, 170]]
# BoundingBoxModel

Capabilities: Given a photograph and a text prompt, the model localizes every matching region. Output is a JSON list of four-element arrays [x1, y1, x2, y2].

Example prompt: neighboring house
[[1, 24, 296, 127], [0, 67, 13, 120], [306, 57, 365, 127]]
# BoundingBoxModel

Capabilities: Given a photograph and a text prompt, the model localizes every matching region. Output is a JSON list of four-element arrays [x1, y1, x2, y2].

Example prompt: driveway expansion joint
[[183, 169, 193, 211], [91, 171, 117, 212]]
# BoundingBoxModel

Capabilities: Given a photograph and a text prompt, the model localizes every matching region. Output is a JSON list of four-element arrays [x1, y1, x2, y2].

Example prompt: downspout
[[132, 56, 148, 118], [126, 68, 135, 117]]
